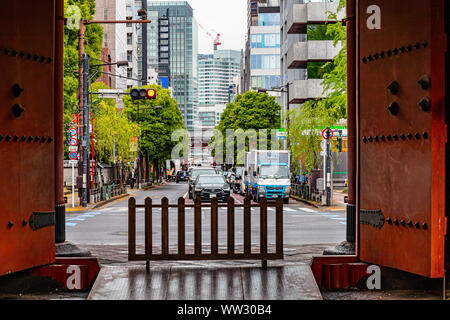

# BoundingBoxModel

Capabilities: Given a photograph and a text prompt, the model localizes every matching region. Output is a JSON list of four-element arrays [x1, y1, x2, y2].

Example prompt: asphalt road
[[66, 182, 346, 247]]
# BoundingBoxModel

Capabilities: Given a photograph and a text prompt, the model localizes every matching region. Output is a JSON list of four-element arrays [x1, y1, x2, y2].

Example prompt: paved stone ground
[[1, 243, 448, 300], [76, 243, 330, 267]]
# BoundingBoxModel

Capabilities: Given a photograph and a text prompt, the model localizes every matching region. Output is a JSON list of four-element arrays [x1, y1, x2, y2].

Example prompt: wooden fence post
[[211, 197, 218, 256], [260, 197, 268, 269], [194, 197, 202, 255], [145, 197, 152, 272], [178, 197, 185, 256], [244, 197, 251, 255], [161, 197, 169, 255], [276, 197, 284, 258], [128, 197, 136, 260], [227, 197, 235, 255]]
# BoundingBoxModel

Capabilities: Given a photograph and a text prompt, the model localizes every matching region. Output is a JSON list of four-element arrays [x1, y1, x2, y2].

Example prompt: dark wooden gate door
[[358, 0, 446, 278], [0, 0, 56, 275]]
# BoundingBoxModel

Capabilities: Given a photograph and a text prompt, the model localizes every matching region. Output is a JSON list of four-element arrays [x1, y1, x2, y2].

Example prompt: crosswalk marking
[[301, 208, 317, 213]]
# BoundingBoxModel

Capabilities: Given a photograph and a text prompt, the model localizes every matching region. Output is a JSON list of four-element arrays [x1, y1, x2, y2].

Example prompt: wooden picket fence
[[128, 196, 284, 269]]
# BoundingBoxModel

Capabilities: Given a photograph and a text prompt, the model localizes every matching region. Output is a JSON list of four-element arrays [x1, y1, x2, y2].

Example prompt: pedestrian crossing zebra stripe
[[301, 208, 318, 213]]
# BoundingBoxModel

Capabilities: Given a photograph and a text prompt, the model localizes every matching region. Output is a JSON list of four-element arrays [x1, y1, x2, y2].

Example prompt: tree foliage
[[63, 0, 103, 144], [212, 91, 282, 166], [122, 85, 186, 165], [288, 0, 347, 172], [89, 82, 141, 164]]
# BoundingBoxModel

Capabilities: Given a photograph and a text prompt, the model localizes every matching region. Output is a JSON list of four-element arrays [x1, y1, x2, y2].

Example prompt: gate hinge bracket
[[29, 211, 55, 231], [360, 209, 385, 229]]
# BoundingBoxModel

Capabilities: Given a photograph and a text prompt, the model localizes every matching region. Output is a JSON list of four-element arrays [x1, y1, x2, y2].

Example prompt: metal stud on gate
[[418, 97, 431, 112]]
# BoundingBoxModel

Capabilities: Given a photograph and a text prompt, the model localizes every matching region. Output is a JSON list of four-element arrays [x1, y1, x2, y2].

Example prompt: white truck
[[245, 150, 291, 203]]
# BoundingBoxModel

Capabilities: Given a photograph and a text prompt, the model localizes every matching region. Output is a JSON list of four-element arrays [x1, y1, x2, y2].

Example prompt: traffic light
[[66, 130, 72, 146], [337, 137, 343, 152], [130, 88, 157, 100]]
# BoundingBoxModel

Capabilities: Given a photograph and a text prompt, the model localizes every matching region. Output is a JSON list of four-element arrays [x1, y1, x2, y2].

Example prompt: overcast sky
[[163, 0, 247, 54]]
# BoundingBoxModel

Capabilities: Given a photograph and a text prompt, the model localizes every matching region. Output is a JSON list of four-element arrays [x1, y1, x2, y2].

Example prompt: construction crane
[[198, 23, 222, 51]]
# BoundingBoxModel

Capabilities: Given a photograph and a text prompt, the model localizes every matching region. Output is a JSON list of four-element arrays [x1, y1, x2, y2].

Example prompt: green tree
[[63, 0, 104, 158], [212, 91, 281, 166], [288, 0, 347, 172], [122, 85, 186, 179], [89, 82, 141, 164]]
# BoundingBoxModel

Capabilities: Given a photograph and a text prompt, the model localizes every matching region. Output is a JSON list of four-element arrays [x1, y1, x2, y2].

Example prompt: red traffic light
[[146, 89, 156, 99], [130, 88, 157, 100]]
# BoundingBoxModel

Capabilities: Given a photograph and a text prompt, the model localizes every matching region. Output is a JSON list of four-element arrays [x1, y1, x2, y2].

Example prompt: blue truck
[[244, 150, 291, 204]]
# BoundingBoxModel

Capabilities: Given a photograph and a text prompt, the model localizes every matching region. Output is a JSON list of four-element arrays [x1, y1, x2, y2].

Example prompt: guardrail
[[128, 197, 284, 269], [91, 183, 126, 204]]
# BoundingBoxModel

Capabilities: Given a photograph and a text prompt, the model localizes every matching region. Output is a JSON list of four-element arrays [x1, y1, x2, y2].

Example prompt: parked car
[[176, 171, 188, 183], [193, 174, 231, 202], [188, 167, 218, 199]]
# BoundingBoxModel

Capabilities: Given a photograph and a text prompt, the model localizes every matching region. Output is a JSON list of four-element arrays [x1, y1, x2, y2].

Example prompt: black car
[[188, 167, 218, 198], [193, 174, 231, 202], [176, 171, 188, 183]]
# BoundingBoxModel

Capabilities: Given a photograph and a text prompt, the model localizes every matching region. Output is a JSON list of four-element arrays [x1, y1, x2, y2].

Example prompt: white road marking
[[66, 223, 77, 227], [300, 208, 318, 213], [284, 207, 296, 212]]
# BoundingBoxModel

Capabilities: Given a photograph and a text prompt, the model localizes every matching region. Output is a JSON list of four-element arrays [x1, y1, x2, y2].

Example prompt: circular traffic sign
[[70, 138, 78, 146], [70, 128, 78, 136], [322, 129, 334, 140], [69, 152, 78, 160]]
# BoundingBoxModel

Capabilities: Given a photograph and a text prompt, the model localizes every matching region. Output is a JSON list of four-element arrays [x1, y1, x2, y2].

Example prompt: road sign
[[130, 137, 138, 152], [70, 138, 78, 146], [69, 160, 78, 165], [322, 128, 334, 140], [68, 152, 78, 161], [72, 114, 78, 124], [68, 146, 78, 152], [69, 128, 77, 137]]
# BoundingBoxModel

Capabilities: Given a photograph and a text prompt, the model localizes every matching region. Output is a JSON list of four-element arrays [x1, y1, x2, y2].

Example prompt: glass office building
[[198, 50, 241, 106], [244, 0, 282, 96], [139, 1, 198, 131]]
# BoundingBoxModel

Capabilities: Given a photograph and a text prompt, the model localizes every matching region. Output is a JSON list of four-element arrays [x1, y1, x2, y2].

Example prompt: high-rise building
[[280, 0, 344, 122], [94, 0, 140, 91], [137, 1, 199, 132], [244, 0, 282, 97], [198, 50, 241, 106]]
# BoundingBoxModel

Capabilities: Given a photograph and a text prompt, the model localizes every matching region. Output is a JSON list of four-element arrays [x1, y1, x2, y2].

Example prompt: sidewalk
[[291, 190, 347, 211], [82, 244, 329, 300], [65, 182, 166, 213]]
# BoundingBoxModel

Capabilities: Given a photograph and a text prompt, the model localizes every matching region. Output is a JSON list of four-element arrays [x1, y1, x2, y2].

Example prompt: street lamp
[[90, 60, 129, 68], [257, 85, 291, 150]]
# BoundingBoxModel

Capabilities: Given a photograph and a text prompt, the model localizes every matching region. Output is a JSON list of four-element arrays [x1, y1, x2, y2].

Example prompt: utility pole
[[82, 53, 90, 207], [325, 127, 332, 207], [141, 3, 148, 86]]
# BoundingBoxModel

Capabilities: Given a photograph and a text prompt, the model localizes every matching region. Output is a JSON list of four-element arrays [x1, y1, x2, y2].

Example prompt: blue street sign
[[69, 152, 78, 160]]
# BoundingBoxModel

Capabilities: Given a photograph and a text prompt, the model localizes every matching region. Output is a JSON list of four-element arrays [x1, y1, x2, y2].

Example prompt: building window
[[257, 13, 280, 26], [127, 33, 133, 45], [251, 34, 280, 48], [104, 8, 108, 20], [250, 55, 280, 69], [127, 51, 133, 62]]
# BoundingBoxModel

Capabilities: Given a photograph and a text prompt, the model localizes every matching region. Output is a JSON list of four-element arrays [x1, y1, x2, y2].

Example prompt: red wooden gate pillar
[[54, 0, 65, 243], [346, 0, 357, 245]]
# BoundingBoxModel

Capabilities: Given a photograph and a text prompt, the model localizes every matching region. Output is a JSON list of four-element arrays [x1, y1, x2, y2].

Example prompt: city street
[[66, 182, 346, 248]]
